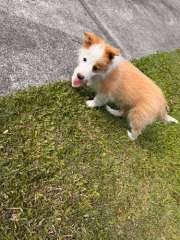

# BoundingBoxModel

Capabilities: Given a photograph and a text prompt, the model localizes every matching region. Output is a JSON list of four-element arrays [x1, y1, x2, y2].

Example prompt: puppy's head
[[72, 32, 120, 87]]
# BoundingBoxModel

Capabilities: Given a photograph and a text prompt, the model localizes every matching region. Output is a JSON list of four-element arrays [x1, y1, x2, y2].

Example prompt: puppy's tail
[[106, 105, 123, 117], [163, 114, 178, 124]]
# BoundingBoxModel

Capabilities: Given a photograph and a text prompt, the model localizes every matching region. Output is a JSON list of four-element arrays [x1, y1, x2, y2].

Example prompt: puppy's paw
[[127, 130, 136, 141], [86, 100, 96, 108]]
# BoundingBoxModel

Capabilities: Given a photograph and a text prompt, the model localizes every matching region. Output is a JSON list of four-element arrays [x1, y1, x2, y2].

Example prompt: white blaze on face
[[79, 44, 104, 66], [72, 44, 104, 87]]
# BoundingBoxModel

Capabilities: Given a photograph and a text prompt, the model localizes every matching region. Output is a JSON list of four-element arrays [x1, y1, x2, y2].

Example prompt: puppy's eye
[[83, 57, 87, 62], [92, 65, 98, 72]]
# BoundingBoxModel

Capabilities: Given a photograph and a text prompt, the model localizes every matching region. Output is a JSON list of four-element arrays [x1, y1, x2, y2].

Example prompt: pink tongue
[[74, 78, 81, 86]]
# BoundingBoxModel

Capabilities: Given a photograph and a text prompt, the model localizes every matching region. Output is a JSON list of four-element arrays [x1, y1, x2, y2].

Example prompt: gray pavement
[[0, 0, 180, 95]]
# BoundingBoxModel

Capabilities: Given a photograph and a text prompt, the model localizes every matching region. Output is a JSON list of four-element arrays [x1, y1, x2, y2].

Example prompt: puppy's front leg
[[86, 94, 108, 108]]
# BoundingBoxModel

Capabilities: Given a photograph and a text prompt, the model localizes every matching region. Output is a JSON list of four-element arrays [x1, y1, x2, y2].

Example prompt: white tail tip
[[165, 115, 178, 124], [106, 105, 124, 117]]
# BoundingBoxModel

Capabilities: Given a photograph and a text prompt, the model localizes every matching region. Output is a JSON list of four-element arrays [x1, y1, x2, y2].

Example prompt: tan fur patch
[[104, 45, 120, 61], [93, 61, 109, 72], [83, 32, 103, 48], [93, 44, 120, 72]]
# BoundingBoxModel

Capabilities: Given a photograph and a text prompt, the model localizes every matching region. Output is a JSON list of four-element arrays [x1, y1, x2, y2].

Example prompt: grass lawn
[[0, 50, 180, 240]]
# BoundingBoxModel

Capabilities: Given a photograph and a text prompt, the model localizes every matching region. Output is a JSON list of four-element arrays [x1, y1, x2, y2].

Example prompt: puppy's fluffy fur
[[72, 32, 178, 140]]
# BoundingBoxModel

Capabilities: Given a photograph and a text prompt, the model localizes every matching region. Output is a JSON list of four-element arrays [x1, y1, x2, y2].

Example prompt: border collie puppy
[[72, 32, 178, 140]]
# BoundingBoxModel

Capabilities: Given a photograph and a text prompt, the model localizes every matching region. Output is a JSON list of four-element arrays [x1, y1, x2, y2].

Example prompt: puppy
[[72, 32, 178, 140]]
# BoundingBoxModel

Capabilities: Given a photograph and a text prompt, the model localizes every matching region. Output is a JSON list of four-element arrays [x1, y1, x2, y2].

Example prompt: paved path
[[0, 0, 180, 95]]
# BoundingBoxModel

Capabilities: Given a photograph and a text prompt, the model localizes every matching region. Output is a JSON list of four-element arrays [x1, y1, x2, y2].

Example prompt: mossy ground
[[0, 50, 180, 239]]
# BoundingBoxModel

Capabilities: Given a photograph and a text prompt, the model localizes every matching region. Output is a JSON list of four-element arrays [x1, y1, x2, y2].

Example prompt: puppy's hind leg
[[127, 107, 147, 140], [106, 105, 129, 117], [106, 105, 124, 117], [127, 129, 142, 141]]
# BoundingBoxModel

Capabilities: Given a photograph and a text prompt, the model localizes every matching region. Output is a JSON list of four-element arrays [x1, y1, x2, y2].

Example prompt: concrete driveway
[[0, 0, 180, 95]]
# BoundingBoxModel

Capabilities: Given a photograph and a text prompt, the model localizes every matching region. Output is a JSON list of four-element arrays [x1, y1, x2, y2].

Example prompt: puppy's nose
[[77, 73, 84, 80]]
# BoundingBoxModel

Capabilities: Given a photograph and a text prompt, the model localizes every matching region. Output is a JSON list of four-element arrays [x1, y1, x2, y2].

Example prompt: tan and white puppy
[[72, 32, 178, 140]]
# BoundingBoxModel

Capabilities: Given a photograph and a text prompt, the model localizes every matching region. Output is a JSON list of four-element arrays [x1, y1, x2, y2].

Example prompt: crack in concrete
[[78, 0, 124, 51]]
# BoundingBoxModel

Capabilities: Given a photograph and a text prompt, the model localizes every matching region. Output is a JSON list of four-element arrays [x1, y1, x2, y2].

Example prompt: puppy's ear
[[106, 45, 120, 60], [83, 32, 101, 48]]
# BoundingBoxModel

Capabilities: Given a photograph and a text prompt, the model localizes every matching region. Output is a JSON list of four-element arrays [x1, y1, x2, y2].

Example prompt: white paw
[[127, 130, 136, 141], [86, 100, 96, 108]]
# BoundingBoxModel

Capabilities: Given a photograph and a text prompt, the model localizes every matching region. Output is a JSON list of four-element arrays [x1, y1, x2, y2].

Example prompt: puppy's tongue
[[73, 78, 82, 87]]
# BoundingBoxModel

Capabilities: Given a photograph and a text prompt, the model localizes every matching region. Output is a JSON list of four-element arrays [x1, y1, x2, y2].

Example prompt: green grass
[[0, 50, 180, 240]]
